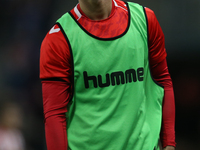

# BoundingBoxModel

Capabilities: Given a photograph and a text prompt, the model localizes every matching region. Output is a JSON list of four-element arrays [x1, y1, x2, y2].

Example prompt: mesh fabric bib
[[57, 2, 164, 150]]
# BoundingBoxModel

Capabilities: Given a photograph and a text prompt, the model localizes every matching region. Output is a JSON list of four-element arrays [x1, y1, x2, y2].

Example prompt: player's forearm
[[150, 59, 176, 147], [45, 114, 68, 150], [42, 80, 70, 149], [161, 87, 176, 148]]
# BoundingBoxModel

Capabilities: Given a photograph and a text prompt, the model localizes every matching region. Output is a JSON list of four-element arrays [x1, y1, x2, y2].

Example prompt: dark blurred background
[[0, 0, 199, 149]]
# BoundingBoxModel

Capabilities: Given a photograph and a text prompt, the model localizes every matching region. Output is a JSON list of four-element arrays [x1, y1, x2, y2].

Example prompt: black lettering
[[111, 71, 125, 86], [137, 68, 144, 81], [83, 71, 98, 88], [125, 69, 137, 83], [98, 74, 110, 88], [83, 67, 144, 89]]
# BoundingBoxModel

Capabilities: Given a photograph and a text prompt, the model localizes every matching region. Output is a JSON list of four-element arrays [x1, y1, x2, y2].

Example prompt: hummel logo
[[49, 25, 60, 34], [83, 67, 144, 88]]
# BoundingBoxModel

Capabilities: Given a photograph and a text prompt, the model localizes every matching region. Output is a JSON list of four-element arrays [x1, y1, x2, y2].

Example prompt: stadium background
[[0, 0, 199, 149]]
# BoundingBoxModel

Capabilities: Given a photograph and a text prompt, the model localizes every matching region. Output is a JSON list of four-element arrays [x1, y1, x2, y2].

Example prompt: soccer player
[[40, 0, 176, 150]]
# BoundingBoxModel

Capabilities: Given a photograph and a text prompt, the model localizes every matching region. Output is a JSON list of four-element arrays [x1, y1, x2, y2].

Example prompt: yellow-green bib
[[57, 2, 164, 150]]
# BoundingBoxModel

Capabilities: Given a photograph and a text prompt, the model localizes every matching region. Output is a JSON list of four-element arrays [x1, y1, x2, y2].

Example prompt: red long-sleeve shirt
[[40, 0, 176, 149]]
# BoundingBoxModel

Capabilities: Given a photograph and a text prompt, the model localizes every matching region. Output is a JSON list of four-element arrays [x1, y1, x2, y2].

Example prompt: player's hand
[[163, 146, 175, 150]]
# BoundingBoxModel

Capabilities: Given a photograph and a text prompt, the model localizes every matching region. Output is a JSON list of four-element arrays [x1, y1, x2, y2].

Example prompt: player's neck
[[79, 0, 112, 20]]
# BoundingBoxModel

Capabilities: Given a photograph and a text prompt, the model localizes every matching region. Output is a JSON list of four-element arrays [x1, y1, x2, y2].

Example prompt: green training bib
[[57, 2, 164, 150]]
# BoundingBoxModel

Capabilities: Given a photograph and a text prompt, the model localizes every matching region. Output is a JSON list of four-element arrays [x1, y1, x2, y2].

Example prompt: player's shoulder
[[125, 1, 155, 18], [41, 24, 66, 50], [40, 23, 70, 65], [49, 24, 61, 35], [44, 24, 62, 41], [144, 7, 156, 16], [143, 7, 158, 24], [40, 24, 71, 79]]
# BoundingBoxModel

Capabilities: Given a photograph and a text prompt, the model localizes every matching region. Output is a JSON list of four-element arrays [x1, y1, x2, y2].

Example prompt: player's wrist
[[163, 146, 175, 150]]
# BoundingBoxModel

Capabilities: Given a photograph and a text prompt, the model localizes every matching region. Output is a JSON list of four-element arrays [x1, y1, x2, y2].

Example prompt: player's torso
[[57, 1, 164, 150]]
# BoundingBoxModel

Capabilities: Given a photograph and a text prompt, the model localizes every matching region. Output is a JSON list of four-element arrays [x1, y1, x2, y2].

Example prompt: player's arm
[[40, 24, 72, 150], [150, 59, 176, 150], [145, 7, 176, 149]]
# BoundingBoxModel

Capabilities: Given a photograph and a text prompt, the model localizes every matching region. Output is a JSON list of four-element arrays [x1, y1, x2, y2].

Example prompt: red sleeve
[[40, 24, 72, 150], [145, 8, 176, 148], [40, 24, 71, 82], [150, 59, 176, 148], [42, 81, 70, 150], [145, 7, 167, 65]]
